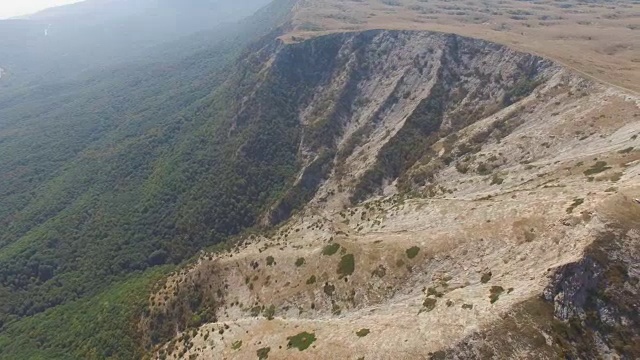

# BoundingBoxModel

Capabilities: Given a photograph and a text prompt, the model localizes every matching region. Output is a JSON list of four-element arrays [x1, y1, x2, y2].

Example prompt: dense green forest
[[0, 0, 299, 358]]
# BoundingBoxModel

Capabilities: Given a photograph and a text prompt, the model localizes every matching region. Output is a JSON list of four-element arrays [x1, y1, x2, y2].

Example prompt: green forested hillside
[[0, 0, 298, 358]]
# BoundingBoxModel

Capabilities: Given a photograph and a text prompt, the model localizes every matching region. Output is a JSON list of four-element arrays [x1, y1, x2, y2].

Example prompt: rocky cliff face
[[238, 30, 558, 223], [543, 219, 640, 358], [140, 29, 640, 360]]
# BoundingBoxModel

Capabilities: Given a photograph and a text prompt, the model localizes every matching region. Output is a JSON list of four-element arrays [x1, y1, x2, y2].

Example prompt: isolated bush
[[406, 246, 420, 259], [322, 243, 340, 256], [422, 298, 437, 312], [481, 272, 492, 283], [490, 286, 505, 303], [287, 332, 316, 351], [266, 256, 275, 266], [337, 254, 355, 277], [257, 347, 270, 359]]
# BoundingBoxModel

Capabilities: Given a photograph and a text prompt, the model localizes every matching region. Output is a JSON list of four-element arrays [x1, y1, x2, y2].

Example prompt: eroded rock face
[[253, 30, 557, 222], [544, 229, 640, 358], [543, 256, 603, 321]]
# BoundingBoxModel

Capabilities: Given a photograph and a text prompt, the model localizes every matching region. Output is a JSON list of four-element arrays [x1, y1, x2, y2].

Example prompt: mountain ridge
[[140, 28, 640, 359]]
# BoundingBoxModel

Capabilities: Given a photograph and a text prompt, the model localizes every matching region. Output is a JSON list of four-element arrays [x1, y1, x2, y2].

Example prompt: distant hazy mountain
[[0, 0, 272, 86]]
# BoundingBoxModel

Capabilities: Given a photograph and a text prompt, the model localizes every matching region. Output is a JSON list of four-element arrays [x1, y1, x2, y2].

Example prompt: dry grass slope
[[285, 0, 640, 94]]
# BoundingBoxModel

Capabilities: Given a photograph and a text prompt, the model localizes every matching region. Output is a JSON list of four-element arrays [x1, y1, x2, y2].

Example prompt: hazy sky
[[0, 0, 84, 19]]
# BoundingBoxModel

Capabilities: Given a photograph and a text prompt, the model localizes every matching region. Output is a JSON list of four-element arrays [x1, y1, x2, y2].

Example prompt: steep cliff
[[240, 30, 557, 223], [141, 29, 640, 359]]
